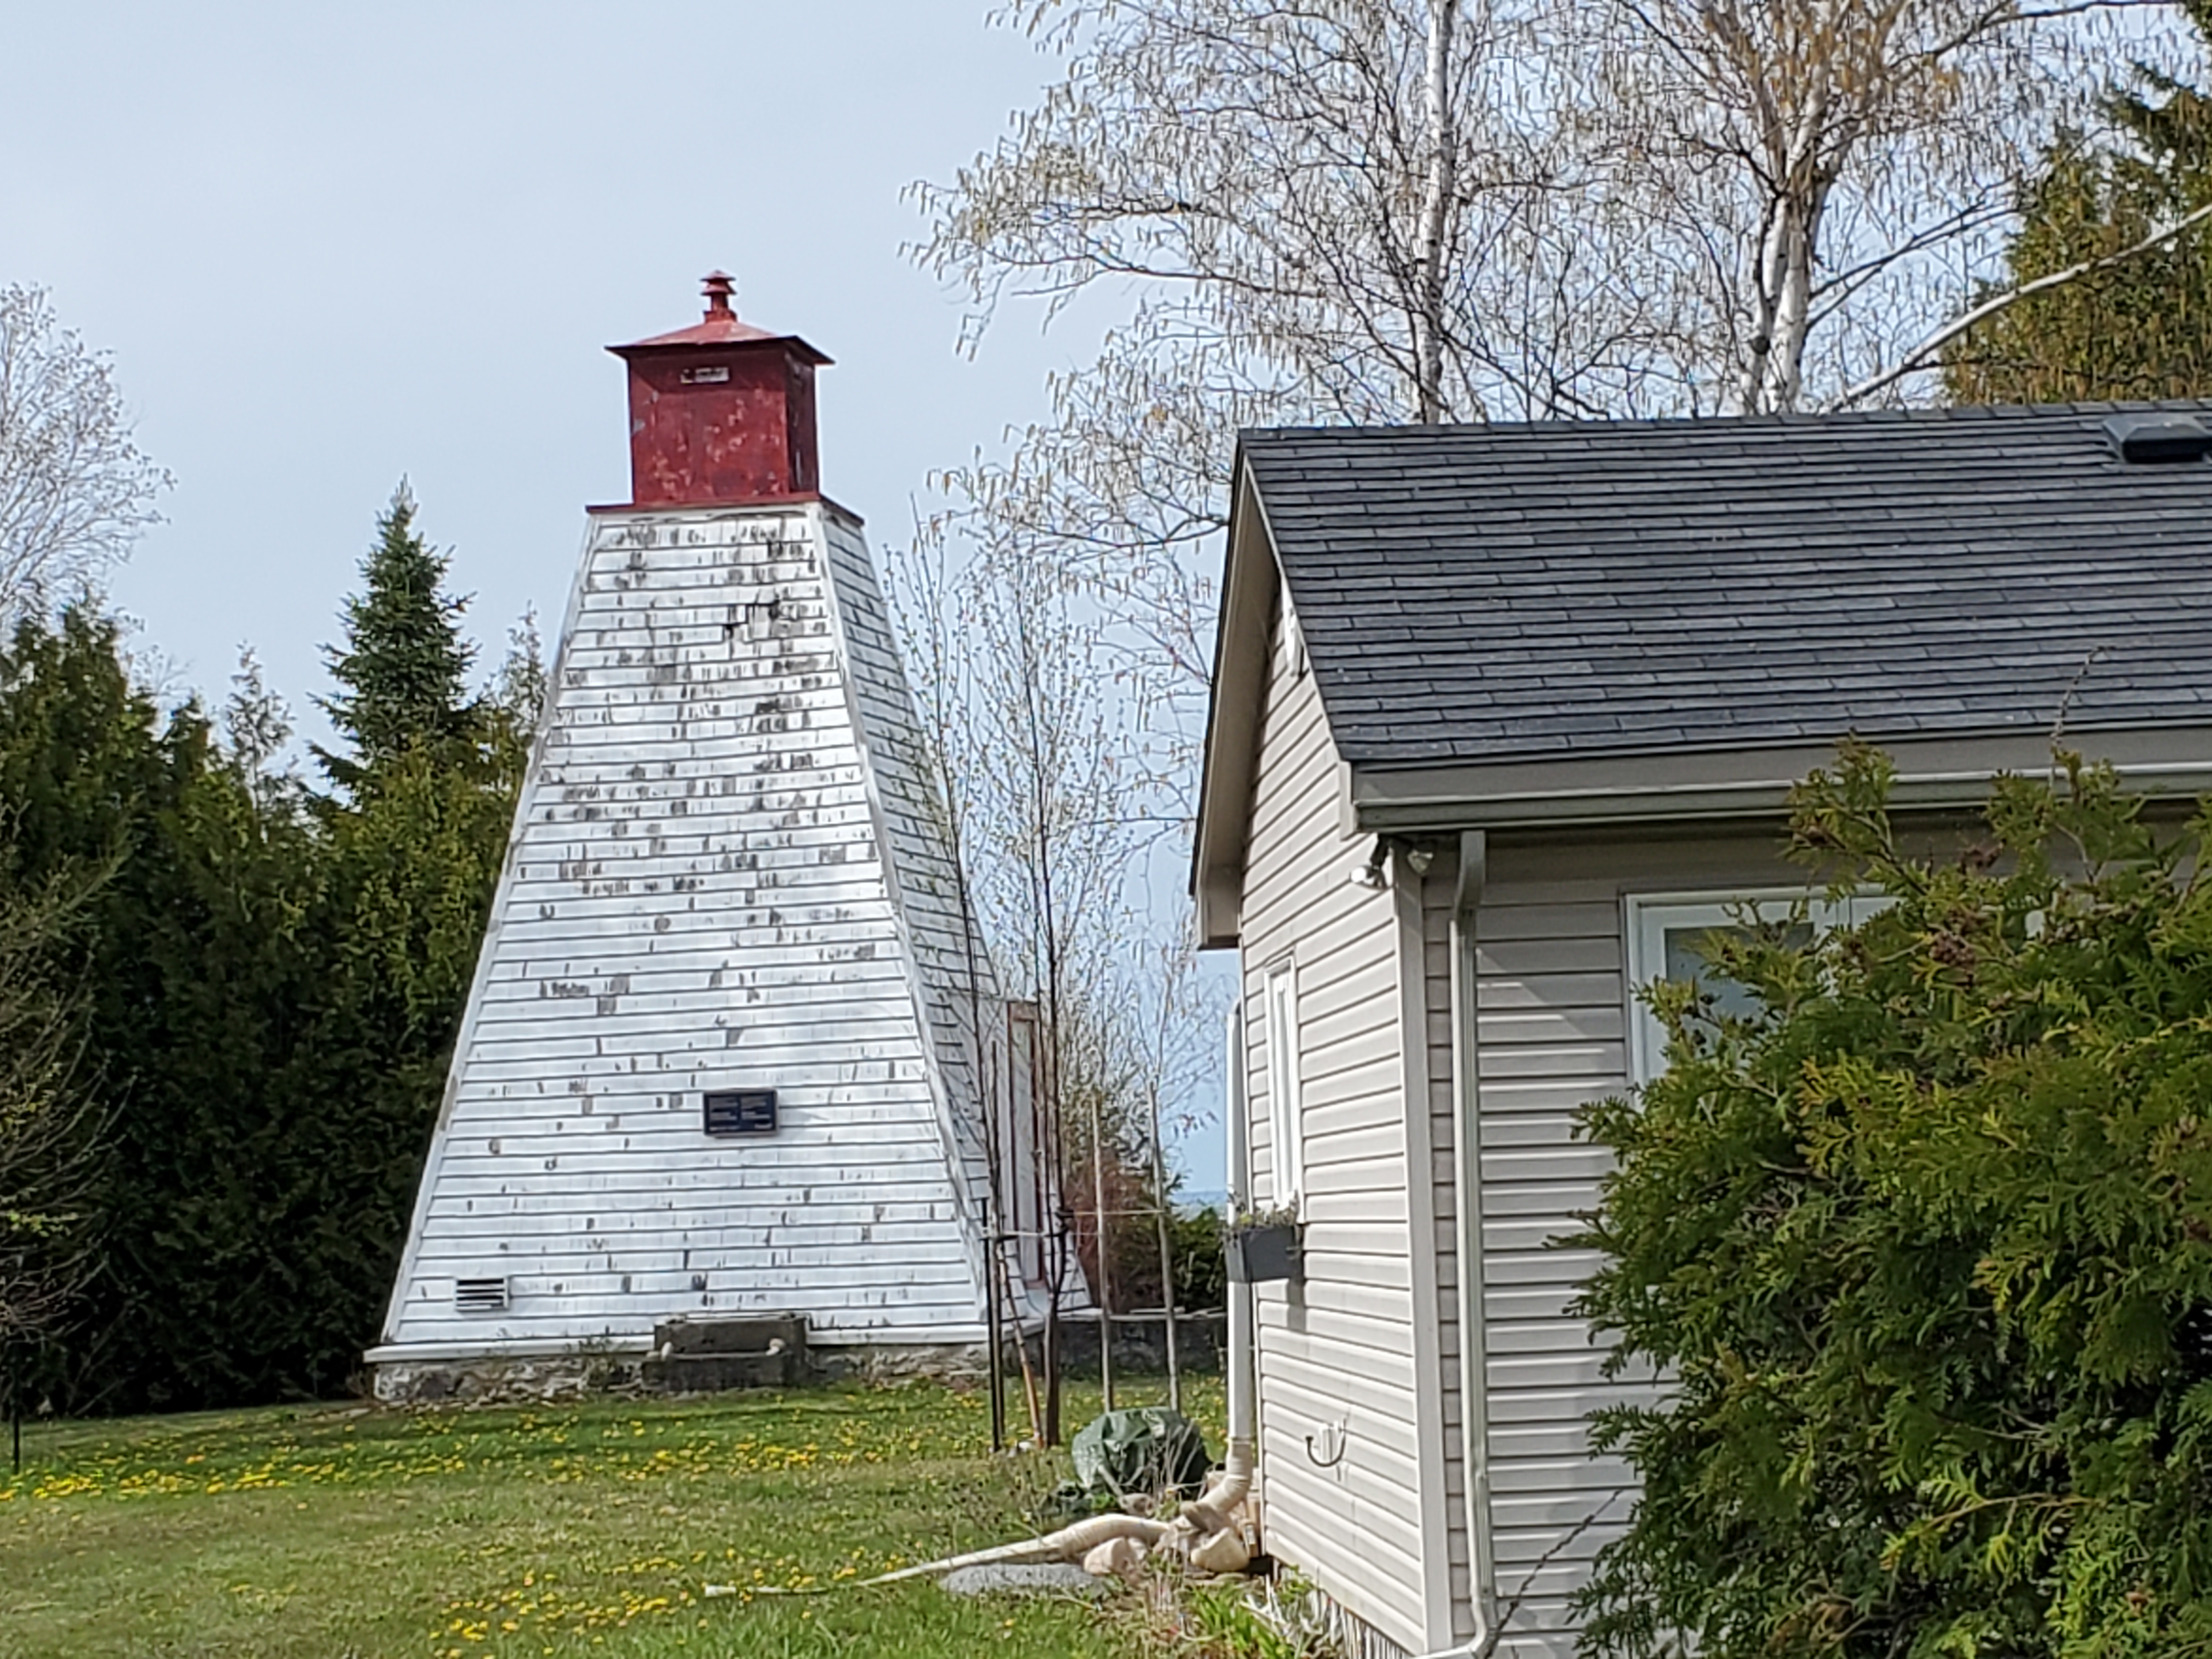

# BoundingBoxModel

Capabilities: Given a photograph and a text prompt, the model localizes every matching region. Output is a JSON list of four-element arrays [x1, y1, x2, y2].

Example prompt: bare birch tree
[[1579, 0, 2175, 413], [891, 493, 1213, 1434], [914, 2, 2196, 744], [912, 0, 1594, 787], [0, 286, 169, 619]]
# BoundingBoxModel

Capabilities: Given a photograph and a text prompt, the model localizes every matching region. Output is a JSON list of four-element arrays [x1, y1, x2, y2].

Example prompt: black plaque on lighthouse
[[703, 1088, 778, 1137]]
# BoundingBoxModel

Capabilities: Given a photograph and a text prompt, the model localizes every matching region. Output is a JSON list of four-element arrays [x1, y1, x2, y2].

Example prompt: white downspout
[[1410, 829, 1493, 1659]]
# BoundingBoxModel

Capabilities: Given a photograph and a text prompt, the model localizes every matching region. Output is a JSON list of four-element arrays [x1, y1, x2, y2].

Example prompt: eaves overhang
[[1348, 725, 2212, 834], [1190, 452, 1281, 950]]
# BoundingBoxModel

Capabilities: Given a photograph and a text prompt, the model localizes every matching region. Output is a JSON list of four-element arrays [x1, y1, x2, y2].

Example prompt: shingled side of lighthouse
[[367, 277, 1048, 1400]]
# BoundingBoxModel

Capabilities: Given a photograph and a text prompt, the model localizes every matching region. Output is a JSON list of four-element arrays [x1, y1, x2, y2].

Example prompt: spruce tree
[[1946, 2, 2212, 402], [314, 483, 477, 791]]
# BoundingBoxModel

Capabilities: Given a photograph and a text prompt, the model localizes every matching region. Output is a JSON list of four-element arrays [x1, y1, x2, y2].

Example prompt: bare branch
[[1827, 194, 2212, 408], [0, 286, 170, 620]]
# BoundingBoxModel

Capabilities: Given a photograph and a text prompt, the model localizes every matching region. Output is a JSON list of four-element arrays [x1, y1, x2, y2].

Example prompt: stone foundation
[[806, 1340, 993, 1383], [370, 1338, 998, 1406], [371, 1348, 649, 1406]]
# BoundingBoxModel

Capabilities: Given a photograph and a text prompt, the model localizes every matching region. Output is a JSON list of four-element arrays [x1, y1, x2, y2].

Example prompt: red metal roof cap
[[610, 271, 831, 363]]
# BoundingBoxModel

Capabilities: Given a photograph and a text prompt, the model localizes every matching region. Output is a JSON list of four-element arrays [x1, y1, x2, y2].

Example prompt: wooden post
[[981, 1031, 1007, 1454], [1092, 1109, 1115, 1410], [985, 1209, 1006, 1453], [1147, 1093, 1182, 1414], [1044, 1203, 1067, 1447]]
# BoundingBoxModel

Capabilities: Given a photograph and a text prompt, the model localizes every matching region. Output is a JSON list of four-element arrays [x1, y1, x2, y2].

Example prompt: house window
[[1626, 892, 1888, 1082], [1262, 960, 1301, 1206]]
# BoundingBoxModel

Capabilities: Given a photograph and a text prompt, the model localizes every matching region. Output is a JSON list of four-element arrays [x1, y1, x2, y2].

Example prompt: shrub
[[1575, 741, 2212, 1657]]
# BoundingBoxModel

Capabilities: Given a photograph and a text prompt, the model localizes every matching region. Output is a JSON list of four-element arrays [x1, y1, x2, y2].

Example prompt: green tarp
[[1069, 1407, 1212, 1502]]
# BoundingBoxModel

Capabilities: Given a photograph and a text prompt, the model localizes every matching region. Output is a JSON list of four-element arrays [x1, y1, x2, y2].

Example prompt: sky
[[5, 2, 1231, 1190]]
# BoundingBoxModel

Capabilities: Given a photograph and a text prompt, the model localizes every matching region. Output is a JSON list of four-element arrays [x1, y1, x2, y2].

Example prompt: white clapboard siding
[[819, 511, 1000, 1281], [1471, 831, 1807, 1656], [376, 502, 1018, 1360], [1240, 596, 1440, 1658]]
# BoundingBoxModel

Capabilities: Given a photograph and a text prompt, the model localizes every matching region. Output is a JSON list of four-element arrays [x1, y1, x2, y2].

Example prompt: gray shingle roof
[[1243, 403, 2212, 768]]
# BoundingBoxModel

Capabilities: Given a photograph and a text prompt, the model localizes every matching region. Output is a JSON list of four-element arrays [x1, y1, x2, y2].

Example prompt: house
[[369, 276, 1053, 1401], [1192, 404, 2212, 1657]]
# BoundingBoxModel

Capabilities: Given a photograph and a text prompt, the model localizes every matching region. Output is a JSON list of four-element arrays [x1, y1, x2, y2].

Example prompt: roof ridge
[[1239, 397, 2212, 445]]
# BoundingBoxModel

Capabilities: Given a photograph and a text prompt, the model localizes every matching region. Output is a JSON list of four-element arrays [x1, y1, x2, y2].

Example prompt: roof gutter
[[1349, 730, 2212, 836]]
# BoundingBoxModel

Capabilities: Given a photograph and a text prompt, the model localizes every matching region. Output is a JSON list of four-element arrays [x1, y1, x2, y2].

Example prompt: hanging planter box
[[1226, 1222, 1304, 1284]]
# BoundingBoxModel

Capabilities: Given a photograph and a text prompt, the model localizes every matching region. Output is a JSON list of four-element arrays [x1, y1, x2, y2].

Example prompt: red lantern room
[[608, 273, 832, 508]]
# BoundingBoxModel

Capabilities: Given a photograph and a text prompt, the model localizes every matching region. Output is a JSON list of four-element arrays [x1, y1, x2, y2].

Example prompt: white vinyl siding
[[1471, 834, 1818, 1657], [1239, 595, 1443, 1657]]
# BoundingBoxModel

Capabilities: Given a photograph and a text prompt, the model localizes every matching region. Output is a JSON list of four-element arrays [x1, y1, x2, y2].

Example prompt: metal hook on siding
[[1305, 1420, 1347, 1468]]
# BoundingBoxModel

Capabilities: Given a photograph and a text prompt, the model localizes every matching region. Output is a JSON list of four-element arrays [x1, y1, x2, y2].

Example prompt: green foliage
[[1574, 739, 2212, 1657], [1946, 2, 2212, 402], [0, 477, 534, 1411], [1178, 1575, 1314, 1659], [314, 482, 479, 791], [1169, 1202, 1228, 1314]]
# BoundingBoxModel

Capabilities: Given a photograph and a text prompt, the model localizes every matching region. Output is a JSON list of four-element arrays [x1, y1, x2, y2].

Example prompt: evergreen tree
[[91, 702, 334, 1407], [0, 603, 516, 1409], [0, 612, 352, 1408], [1576, 742, 2212, 1657], [0, 826, 103, 1357], [1947, 4, 2212, 402], [484, 606, 548, 780], [314, 483, 477, 791], [286, 493, 531, 1402], [0, 485, 536, 1409]]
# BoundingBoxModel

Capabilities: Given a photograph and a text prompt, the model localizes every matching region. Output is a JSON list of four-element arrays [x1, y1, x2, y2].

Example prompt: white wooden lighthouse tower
[[369, 275, 1048, 1399]]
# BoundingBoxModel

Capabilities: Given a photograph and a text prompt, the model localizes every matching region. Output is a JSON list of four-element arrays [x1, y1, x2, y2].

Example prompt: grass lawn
[[0, 1375, 1225, 1659]]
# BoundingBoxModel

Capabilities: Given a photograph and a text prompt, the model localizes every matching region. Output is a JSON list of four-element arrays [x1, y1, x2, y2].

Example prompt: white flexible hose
[[705, 1440, 1260, 1598], [707, 1513, 1181, 1597], [1198, 1437, 1255, 1523]]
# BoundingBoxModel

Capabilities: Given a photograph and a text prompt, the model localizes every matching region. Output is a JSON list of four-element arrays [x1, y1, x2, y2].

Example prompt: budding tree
[[914, 0, 1586, 782], [1583, 0, 2195, 413], [891, 493, 1213, 1434], [917, 0, 2194, 793], [0, 286, 168, 619]]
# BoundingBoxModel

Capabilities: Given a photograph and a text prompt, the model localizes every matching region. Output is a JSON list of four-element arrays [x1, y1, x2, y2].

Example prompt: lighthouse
[[368, 276, 1051, 1400]]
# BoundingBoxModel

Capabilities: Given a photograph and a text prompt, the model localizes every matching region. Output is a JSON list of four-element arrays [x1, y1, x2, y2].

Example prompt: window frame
[[1262, 958, 1302, 1207], [1625, 890, 1888, 1084]]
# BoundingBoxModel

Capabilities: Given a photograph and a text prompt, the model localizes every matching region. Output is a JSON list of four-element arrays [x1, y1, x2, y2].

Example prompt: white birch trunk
[[1415, 0, 1459, 423]]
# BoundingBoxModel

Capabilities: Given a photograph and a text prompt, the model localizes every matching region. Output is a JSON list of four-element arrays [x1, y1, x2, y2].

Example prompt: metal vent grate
[[2103, 413, 2212, 465], [454, 1276, 509, 1315]]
